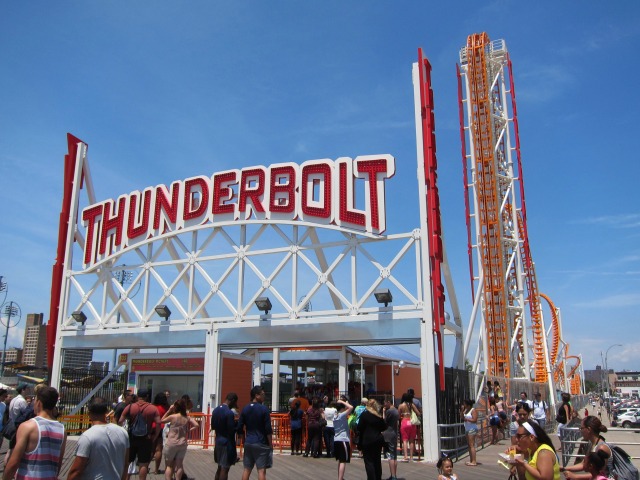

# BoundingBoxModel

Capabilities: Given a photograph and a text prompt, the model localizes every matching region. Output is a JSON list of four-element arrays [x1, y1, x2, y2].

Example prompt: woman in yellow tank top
[[511, 421, 560, 480]]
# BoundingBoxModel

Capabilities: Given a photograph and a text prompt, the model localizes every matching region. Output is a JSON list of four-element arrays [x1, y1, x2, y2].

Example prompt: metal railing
[[559, 424, 640, 467], [59, 411, 417, 458]]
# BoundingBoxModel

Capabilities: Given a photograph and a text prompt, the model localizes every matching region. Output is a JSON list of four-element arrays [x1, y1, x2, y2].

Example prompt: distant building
[[0, 348, 23, 364], [614, 371, 640, 397], [584, 365, 609, 389], [62, 349, 93, 370], [22, 313, 47, 369], [89, 361, 109, 374]]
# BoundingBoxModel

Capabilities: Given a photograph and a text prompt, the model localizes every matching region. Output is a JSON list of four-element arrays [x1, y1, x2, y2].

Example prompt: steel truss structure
[[48, 51, 464, 462], [457, 33, 580, 396], [458, 34, 548, 381]]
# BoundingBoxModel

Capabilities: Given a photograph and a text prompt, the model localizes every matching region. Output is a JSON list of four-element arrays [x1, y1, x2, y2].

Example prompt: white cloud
[[574, 214, 640, 229], [516, 63, 575, 103], [573, 293, 640, 309]]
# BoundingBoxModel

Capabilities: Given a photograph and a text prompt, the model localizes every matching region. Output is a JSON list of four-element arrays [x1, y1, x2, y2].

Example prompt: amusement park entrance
[[47, 54, 472, 462]]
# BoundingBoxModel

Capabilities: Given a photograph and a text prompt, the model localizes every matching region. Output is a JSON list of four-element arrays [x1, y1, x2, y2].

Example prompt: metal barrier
[[437, 415, 493, 462], [558, 422, 584, 467], [60, 410, 416, 458], [559, 424, 640, 467]]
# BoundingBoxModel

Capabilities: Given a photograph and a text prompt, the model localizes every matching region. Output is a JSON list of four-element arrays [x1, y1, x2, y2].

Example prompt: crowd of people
[[0, 380, 625, 480], [209, 386, 423, 480]]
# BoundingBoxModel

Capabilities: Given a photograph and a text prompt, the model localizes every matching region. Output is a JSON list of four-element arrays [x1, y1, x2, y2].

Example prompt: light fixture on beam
[[394, 360, 405, 376], [154, 305, 171, 320], [255, 297, 272, 315], [374, 288, 393, 307], [71, 311, 87, 325]]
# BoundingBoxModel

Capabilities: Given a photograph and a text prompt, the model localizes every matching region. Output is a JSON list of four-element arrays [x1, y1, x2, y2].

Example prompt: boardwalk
[[4, 415, 640, 480], [56, 437, 519, 480]]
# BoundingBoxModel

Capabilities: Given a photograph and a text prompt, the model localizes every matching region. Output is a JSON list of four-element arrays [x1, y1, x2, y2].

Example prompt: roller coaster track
[[463, 32, 511, 378], [459, 32, 554, 384], [517, 212, 547, 383], [539, 293, 561, 377], [566, 355, 582, 395]]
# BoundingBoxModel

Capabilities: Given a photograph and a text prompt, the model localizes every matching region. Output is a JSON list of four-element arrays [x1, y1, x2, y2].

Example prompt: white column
[[338, 348, 347, 395], [272, 347, 280, 412], [253, 350, 261, 386], [420, 322, 439, 462], [413, 61, 440, 462], [203, 328, 220, 410], [50, 338, 64, 390]]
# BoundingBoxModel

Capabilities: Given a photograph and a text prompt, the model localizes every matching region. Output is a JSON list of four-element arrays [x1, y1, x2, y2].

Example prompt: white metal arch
[[51, 53, 463, 463]]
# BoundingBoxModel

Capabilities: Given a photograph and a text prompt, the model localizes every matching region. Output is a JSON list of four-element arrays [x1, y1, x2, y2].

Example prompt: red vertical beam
[[47, 134, 86, 371], [418, 49, 446, 390], [457, 64, 475, 304]]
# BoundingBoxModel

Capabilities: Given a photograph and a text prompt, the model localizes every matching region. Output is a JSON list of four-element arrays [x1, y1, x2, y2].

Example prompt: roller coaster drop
[[457, 33, 582, 396]]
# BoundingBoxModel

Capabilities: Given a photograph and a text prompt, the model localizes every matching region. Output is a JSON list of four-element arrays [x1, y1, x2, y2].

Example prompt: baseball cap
[[137, 388, 149, 399]]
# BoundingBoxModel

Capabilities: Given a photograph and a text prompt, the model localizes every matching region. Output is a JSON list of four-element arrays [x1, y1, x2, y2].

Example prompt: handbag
[[410, 410, 421, 426], [2, 421, 16, 441]]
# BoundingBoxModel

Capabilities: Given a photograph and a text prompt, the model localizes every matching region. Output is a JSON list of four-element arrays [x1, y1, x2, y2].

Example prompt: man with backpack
[[532, 392, 549, 429], [119, 389, 161, 480]]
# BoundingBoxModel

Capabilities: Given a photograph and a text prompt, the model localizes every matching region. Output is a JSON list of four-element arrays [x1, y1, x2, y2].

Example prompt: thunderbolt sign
[[81, 155, 396, 267]]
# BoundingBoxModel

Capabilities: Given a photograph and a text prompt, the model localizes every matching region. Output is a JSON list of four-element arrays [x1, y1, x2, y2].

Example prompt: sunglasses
[[515, 433, 530, 440]]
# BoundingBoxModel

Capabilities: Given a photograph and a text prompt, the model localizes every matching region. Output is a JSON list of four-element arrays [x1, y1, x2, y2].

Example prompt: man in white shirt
[[531, 392, 549, 429], [8, 384, 29, 424]]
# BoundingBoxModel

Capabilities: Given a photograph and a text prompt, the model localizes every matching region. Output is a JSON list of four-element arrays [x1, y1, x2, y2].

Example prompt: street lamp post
[[1, 301, 22, 379], [604, 344, 622, 396], [391, 360, 405, 404], [111, 265, 135, 369]]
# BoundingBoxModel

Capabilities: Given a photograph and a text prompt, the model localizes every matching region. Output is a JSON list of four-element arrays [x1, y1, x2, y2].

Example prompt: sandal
[[465, 462, 478, 466]]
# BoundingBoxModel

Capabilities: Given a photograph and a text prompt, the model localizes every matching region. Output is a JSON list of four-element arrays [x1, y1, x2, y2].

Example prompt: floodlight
[[72, 311, 87, 325], [154, 305, 171, 320], [255, 297, 272, 314], [374, 288, 393, 307]]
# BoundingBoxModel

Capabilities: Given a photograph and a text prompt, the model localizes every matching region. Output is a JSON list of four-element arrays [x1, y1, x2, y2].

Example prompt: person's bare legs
[[154, 443, 162, 474], [164, 461, 174, 480], [466, 433, 477, 465], [388, 458, 397, 478], [241, 468, 252, 480], [174, 457, 184, 480], [409, 439, 415, 461], [138, 463, 149, 480], [256, 467, 266, 480], [338, 461, 346, 480], [402, 439, 409, 461]]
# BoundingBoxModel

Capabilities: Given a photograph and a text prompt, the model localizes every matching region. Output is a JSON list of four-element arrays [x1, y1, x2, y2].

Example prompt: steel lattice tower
[[457, 33, 550, 384]]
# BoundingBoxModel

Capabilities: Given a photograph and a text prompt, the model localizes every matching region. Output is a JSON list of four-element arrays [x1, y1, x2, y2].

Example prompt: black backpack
[[129, 404, 149, 437], [555, 404, 568, 424]]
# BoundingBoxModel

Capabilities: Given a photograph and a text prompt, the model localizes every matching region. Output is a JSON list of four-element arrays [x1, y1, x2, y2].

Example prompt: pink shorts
[[400, 417, 416, 441]]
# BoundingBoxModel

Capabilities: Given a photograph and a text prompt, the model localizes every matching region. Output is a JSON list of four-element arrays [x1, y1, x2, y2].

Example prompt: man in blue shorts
[[237, 386, 272, 480], [212, 392, 239, 480]]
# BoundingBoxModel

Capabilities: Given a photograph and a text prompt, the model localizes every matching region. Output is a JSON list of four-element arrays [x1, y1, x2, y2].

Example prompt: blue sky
[[0, 2, 638, 374]]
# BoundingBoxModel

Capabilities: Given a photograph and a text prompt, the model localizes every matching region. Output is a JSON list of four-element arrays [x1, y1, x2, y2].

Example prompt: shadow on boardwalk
[[47, 436, 525, 480]]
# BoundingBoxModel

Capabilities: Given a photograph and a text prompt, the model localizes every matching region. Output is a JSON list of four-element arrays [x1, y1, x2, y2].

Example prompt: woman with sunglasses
[[560, 416, 611, 479], [511, 421, 560, 480]]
